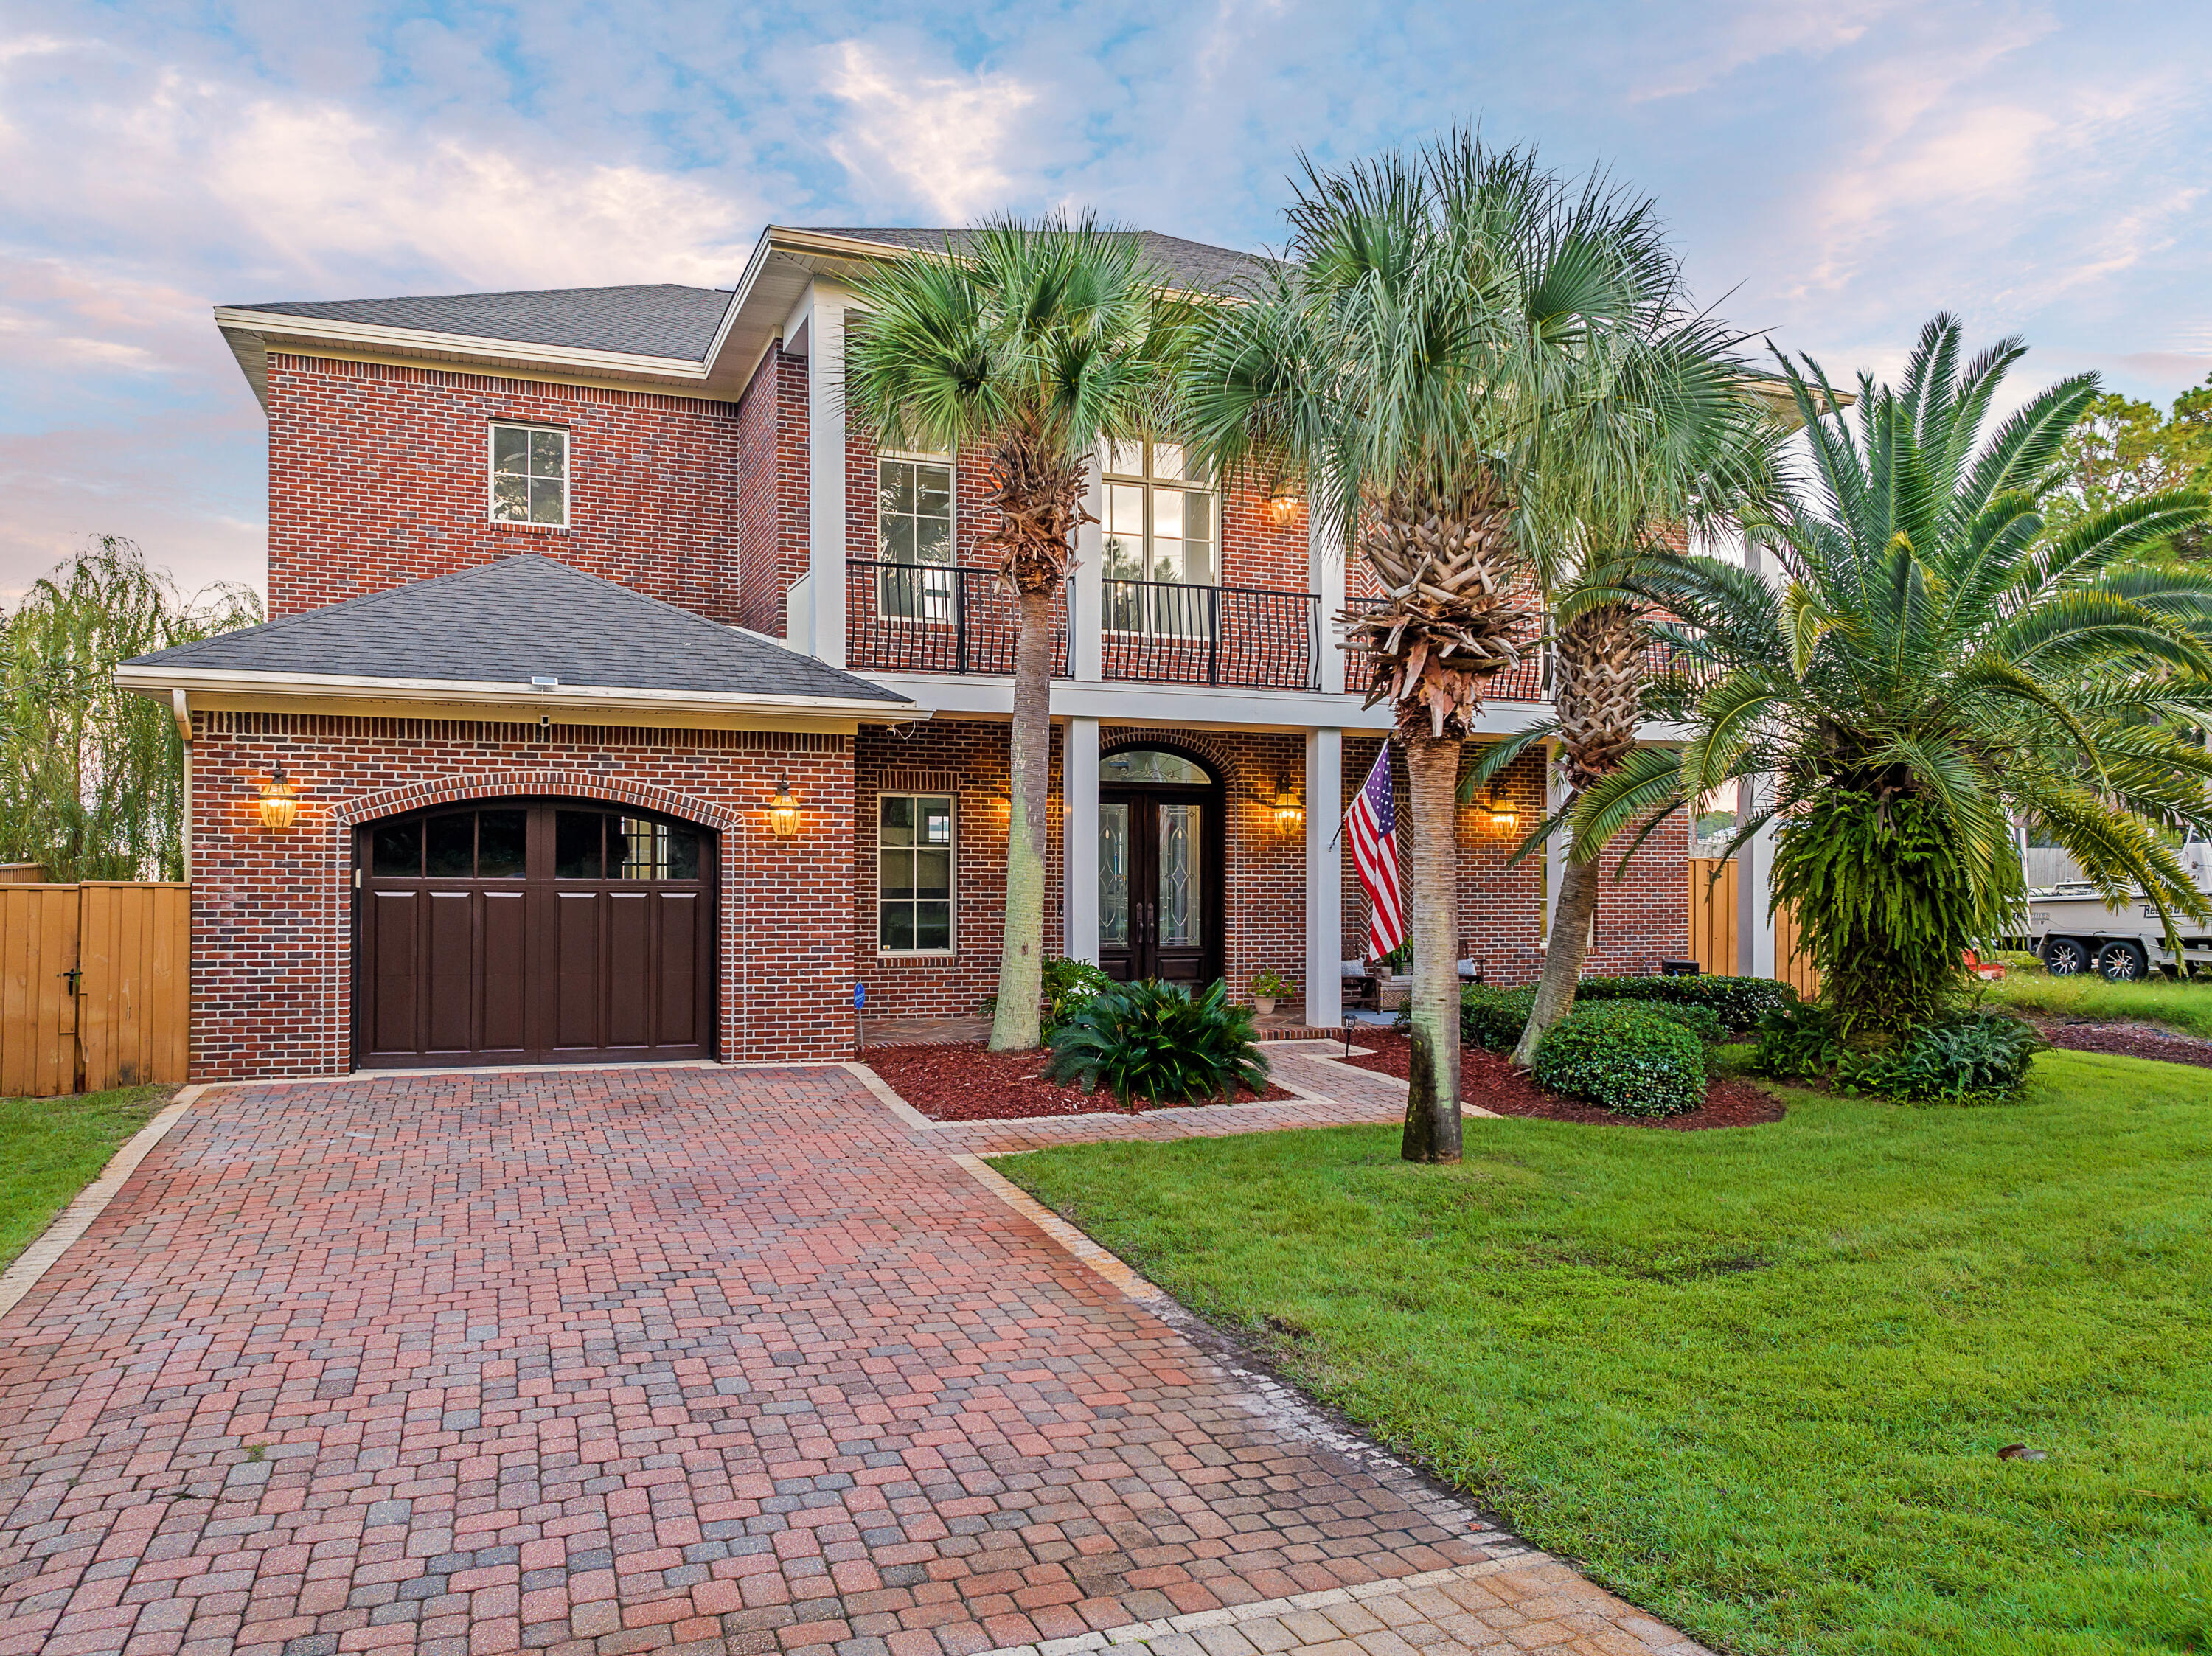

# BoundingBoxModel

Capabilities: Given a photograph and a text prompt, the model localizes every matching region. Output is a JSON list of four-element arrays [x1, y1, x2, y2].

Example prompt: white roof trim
[[114, 663, 922, 720]]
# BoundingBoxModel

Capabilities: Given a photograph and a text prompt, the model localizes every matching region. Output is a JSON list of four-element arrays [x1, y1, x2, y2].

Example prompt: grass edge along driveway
[[0, 1084, 170, 1271], [995, 1049, 2212, 1656]]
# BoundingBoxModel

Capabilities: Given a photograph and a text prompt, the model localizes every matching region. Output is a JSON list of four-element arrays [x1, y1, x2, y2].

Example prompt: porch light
[[1486, 788, 1518, 832], [1265, 487, 1303, 526], [257, 762, 299, 832], [768, 780, 801, 838], [1271, 778, 1304, 835]]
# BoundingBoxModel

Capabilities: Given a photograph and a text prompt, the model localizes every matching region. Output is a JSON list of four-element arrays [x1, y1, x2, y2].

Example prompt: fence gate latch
[[60, 966, 83, 997]]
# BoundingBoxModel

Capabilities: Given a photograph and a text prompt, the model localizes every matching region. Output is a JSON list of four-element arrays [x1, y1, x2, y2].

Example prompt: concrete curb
[[0, 1083, 207, 1327]]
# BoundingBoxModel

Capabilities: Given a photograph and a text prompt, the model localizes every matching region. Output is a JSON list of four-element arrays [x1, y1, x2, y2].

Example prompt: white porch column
[[799, 279, 849, 666], [1062, 716, 1100, 962], [1307, 506, 1346, 694], [1069, 450, 1104, 680], [1737, 781, 1779, 978], [1304, 726, 1343, 1026]]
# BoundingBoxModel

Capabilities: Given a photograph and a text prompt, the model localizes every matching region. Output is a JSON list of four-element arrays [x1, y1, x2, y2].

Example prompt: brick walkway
[[0, 1065, 1705, 1656]]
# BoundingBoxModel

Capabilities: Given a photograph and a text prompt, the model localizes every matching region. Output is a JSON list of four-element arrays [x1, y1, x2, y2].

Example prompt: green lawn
[[1982, 970, 2212, 1037], [997, 1050, 2212, 1656], [0, 1085, 170, 1269]]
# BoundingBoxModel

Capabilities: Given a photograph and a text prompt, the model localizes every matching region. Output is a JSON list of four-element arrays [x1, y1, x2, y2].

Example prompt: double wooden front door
[[355, 800, 714, 1068], [1098, 787, 1222, 984]]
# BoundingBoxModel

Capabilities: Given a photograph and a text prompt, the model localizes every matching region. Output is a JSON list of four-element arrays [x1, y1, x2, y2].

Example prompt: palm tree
[[842, 214, 1200, 1051], [1574, 314, 2212, 1037], [1464, 341, 1789, 1066], [1185, 132, 1694, 1161]]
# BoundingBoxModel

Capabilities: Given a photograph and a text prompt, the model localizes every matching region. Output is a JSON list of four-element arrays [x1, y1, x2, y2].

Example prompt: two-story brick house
[[119, 226, 1690, 1079]]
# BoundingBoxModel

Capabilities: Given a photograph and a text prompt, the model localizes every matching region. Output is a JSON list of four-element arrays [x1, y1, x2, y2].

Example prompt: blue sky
[[0, 0, 2206, 602]]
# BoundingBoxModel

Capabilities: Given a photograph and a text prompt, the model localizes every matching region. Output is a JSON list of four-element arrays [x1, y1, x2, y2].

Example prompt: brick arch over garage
[[333, 771, 743, 835]]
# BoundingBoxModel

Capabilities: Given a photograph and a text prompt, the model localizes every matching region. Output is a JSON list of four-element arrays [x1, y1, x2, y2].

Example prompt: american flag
[[1346, 747, 1405, 959]]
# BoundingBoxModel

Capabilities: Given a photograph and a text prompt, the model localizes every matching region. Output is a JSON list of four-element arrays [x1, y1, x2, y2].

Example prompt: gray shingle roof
[[126, 555, 910, 706], [226, 285, 733, 361], [807, 227, 1273, 295]]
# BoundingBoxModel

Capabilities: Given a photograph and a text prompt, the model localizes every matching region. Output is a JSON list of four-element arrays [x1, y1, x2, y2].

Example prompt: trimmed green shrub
[[1047, 979, 1270, 1107], [1633, 999, 1725, 1050], [1461, 984, 1537, 1052], [1534, 1002, 1706, 1118], [1573, 973, 1799, 1031], [1042, 956, 1112, 1036]]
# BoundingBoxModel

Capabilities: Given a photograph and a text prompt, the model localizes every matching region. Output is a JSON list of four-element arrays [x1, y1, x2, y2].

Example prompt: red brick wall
[[186, 712, 855, 1078], [1340, 737, 1688, 987], [852, 720, 1064, 1021], [265, 353, 742, 621], [734, 345, 809, 637]]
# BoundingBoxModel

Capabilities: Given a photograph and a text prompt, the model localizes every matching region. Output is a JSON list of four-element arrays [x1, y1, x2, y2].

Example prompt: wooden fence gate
[[1, 883, 189, 1097], [1686, 857, 1820, 998]]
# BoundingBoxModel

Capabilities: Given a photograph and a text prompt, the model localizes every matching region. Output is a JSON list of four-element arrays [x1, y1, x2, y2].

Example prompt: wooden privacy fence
[[1687, 857, 1820, 999], [1, 883, 189, 1097]]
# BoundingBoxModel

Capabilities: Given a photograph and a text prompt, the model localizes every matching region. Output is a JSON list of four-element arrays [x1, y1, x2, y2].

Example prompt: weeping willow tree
[[1, 538, 261, 880]]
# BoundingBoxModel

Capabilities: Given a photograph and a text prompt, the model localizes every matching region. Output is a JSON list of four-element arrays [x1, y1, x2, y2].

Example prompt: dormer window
[[490, 425, 568, 526]]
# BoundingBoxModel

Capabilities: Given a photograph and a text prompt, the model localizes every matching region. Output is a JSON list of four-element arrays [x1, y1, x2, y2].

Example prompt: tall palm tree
[[1462, 341, 1789, 1066], [842, 215, 1200, 1051], [1575, 315, 2212, 1037], [1185, 132, 1691, 1161]]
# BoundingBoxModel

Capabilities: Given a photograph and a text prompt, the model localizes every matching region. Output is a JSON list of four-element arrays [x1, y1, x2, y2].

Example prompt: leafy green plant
[[1046, 979, 1270, 1108], [1855, 1010, 2045, 1104], [1376, 942, 1412, 974], [1042, 956, 1111, 1036], [1571, 973, 1798, 1031], [1249, 968, 1294, 999], [1755, 1002, 2042, 1103], [1533, 1002, 1706, 1117], [1461, 984, 1537, 1052]]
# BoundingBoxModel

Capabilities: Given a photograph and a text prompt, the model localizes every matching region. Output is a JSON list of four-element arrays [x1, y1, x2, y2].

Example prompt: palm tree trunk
[[1399, 734, 1464, 1163], [989, 586, 1055, 1051], [1511, 844, 1599, 1066]]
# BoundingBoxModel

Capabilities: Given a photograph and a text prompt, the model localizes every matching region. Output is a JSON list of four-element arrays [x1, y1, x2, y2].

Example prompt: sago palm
[[1185, 132, 1696, 1160], [841, 214, 1200, 1051], [1576, 313, 2212, 1037]]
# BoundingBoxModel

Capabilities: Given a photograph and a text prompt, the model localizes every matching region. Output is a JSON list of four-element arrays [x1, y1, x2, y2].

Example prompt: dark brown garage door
[[355, 800, 714, 1068]]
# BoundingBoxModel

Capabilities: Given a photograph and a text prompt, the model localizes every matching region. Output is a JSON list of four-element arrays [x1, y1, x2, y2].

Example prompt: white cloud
[[822, 40, 1038, 223]]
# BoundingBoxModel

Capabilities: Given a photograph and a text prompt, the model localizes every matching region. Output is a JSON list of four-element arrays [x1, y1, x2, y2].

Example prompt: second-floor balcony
[[847, 562, 1330, 692]]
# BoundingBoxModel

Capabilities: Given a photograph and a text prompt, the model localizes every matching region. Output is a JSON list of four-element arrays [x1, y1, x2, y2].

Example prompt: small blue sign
[[854, 982, 866, 1009]]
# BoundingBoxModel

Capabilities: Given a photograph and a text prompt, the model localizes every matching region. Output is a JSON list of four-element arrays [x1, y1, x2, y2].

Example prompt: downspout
[[172, 689, 192, 881]]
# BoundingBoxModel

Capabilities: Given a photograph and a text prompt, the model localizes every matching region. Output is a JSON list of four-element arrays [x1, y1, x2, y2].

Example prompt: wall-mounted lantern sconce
[[1486, 787, 1519, 832], [767, 780, 801, 838], [1272, 777, 1304, 835], [257, 761, 299, 831]]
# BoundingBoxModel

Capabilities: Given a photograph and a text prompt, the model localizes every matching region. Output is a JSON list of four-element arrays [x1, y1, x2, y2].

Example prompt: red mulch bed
[[1340, 1031, 1785, 1130], [2034, 1018, 2212, 1069], [863, 1042, 1295, 1121]]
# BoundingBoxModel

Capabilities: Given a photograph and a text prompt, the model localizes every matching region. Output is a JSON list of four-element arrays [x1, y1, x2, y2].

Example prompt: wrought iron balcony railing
[[1101, 579, 1322, 690], [846, 562, 1069, 678]]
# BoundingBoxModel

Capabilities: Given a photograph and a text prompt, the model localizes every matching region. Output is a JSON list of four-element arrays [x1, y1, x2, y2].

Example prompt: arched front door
[[1098, 747, 1225, 986], [353, 799, 716, 1068]]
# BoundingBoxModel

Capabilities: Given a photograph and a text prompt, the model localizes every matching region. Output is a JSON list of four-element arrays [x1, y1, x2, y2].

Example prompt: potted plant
[[1376, 943, 1413, 1009], [1249, 969, 1294, 1017]]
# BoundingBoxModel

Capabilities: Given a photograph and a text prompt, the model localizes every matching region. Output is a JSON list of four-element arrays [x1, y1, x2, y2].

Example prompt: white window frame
[[875, 791, 957, 956], [1100, 440, 1218, 636], [877, 451, 956, 625], [488, 422, 570, 529]]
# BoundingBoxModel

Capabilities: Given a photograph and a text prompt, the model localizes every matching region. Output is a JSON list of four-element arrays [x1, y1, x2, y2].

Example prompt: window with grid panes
[[877, 794, 954, 951], [1100, 441, 1216, 636], [877, 456, 954, 621], [490, 425, 568, 526]]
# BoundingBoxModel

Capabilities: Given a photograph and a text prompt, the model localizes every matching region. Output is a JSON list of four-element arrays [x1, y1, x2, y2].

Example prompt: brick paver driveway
[[0, 1068, 1703, 1656]]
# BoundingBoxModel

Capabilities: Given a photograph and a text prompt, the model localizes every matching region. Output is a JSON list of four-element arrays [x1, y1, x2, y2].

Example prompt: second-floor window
[[490, 424, 567, 526], [878, 456, 953, 621], [1102, 442, 1216, 634]]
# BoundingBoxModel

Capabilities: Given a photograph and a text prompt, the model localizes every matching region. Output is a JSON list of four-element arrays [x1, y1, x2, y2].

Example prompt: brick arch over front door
[[353, 796, 717, 1068]]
